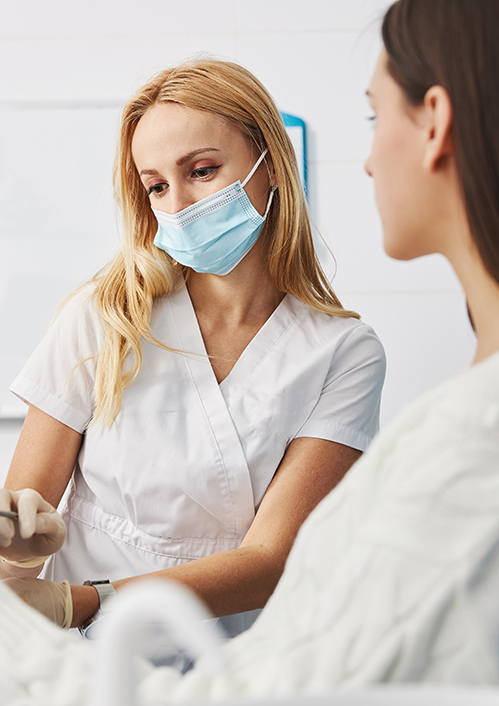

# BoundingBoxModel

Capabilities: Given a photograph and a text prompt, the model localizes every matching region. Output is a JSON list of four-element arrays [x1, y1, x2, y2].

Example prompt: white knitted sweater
[[2, 352, 499, 704]]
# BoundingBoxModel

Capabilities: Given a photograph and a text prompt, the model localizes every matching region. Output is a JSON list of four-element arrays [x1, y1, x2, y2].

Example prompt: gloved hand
[[3, 576, 73, 629], [0, 488, 66, 567]]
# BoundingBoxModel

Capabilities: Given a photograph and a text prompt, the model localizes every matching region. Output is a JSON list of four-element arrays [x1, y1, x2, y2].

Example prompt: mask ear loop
[[260, 150, 278, 216], [264, 183, 278, 217], [241, 149, 269, 188], [242, 148, 278, 217]]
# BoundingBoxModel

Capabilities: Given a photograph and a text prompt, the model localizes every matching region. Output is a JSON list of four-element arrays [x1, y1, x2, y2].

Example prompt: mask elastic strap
[[242, 149, 278, 217], [242, 149, 269, 188], [264, 183, 278, 217]]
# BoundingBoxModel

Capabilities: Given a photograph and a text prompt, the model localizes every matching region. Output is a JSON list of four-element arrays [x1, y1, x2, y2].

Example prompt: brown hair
[[382, 0, 499, 285]]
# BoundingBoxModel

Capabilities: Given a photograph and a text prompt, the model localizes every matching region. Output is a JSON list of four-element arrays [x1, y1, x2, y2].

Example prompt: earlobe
[[266, 156, 277, 188], [422, 85, 454, 172]]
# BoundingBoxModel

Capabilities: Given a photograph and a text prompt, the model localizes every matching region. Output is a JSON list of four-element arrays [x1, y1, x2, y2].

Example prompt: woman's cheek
[[372, 130, 412, 259]]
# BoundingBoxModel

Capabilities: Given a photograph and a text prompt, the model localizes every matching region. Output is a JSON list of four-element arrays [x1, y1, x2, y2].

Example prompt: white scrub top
[[10, 283, 385, 629]]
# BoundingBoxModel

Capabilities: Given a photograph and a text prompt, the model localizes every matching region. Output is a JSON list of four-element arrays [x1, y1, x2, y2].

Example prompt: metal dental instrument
[[0, 510, 18, 520]]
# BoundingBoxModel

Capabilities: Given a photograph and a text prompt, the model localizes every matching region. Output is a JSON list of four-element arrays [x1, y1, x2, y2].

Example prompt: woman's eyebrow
[[176, 147, 221, 166], [139, 168, 161, 177], [139, 148, 222, 178]]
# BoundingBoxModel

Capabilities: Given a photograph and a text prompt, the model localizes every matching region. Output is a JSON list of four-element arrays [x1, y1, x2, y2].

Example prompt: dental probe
[[0, 510, 18, 520]]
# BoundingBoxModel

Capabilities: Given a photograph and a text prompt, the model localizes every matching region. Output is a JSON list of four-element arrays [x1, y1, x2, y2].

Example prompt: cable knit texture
[[2, 352, 499, 703]]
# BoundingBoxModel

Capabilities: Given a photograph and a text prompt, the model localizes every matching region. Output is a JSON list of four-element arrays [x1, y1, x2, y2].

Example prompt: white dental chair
[[89, 582, 499, 706]]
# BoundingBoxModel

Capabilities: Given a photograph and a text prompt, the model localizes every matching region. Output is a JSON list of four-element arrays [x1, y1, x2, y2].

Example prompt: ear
[[422, 85, 454, 172], [263, 153, 277, 187]]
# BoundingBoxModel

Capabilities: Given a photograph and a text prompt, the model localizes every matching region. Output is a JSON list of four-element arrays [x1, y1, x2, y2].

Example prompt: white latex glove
[[0, 488, 66, 567], [3, 576, 73, 628]]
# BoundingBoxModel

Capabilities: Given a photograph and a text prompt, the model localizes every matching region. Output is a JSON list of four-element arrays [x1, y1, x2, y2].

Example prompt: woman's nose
[[167, 186, 195, 215], [364, 154, 373, 178]]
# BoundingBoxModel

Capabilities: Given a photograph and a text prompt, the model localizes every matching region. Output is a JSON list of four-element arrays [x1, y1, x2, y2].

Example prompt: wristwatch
[[78, 579, 117, 638]]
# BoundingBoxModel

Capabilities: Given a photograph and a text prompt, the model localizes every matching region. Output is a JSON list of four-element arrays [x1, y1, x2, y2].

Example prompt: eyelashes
[[145, 165, 222, 197], [192, 165, 221, 178], [147, 183, 167, 196]]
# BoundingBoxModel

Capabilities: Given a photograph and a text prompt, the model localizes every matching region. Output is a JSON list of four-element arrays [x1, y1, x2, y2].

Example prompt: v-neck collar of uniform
[[171, 283, 307, 401], [167, 282, 256, 532]]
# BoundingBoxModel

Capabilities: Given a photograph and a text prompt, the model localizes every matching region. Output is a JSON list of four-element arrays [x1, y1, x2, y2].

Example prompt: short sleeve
[[9, 288, 100, 432], [295, 322, 386, 451]]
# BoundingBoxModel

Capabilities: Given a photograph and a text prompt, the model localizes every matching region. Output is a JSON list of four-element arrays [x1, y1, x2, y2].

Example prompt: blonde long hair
[[89, 58, 358, 425]]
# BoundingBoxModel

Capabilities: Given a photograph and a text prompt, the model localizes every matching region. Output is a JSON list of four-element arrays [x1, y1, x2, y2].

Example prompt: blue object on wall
[[281, 112, 308, 198]]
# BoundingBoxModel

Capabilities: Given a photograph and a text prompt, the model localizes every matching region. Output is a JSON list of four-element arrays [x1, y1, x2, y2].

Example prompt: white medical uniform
[[10, 282, 385, 635]]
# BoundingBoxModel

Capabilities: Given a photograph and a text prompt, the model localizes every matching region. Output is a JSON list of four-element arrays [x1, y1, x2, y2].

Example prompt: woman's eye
[[146, 182, 168, 196], [367, 115, 377, 128], [192, 165, 221, 179]]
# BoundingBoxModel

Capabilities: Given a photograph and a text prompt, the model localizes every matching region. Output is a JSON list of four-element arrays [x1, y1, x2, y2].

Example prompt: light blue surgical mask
[[152, 150, 277, 275]]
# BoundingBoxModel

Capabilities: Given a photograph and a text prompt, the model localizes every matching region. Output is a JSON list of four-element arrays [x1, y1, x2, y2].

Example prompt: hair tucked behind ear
[[383, 0, 499, 286], [82, 58, 357, 426]]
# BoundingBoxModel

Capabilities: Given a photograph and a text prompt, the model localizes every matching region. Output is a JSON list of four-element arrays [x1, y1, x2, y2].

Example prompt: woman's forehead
[[131, 103, 250, 167], [133, 104, 242, 149]]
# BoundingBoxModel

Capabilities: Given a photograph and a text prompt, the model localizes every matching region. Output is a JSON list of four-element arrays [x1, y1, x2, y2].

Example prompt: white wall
[[0, 0, 476, 482]]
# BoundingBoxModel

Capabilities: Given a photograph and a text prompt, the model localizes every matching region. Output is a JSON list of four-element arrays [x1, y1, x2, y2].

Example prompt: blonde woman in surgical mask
[[0, 60, 385, 651]]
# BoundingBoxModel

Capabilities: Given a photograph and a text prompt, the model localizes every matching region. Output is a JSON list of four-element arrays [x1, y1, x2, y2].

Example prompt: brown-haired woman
[[0, 58, 385, 659], [233, 0, 499, 687]]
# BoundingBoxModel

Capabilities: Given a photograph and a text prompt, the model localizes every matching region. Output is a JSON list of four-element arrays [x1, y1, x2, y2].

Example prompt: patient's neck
[[451, 240, 499, 364]]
